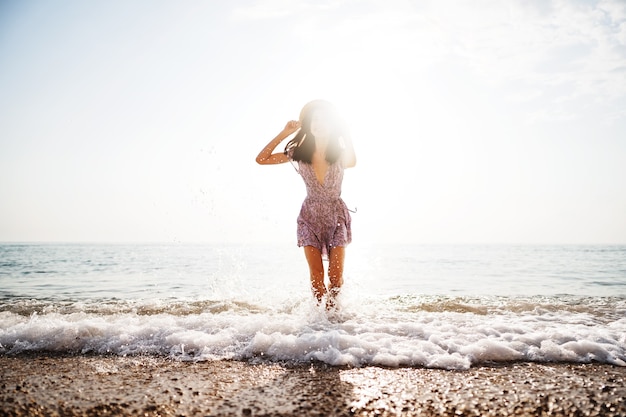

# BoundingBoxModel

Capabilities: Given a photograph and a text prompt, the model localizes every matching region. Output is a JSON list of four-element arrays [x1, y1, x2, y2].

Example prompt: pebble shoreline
[[1, 355, 625, 416]]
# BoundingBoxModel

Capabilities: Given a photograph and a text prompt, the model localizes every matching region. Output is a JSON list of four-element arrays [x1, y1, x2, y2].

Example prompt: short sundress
[[292, 159, 352, 259]]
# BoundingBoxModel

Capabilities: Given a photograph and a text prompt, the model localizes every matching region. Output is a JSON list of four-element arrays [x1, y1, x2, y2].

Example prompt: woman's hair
[[284, 100, 345, 164]]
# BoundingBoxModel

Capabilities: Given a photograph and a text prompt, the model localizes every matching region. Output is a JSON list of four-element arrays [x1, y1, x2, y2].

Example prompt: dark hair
[[284, 100, 344, 164]]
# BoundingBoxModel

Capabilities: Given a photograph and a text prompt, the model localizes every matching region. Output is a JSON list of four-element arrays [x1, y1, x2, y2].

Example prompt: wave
[[1, 296, 624, 370]]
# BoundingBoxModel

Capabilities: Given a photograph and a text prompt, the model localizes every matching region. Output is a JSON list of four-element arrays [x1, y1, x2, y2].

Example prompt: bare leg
[[304, 246, 325, 303], [327, 246, 345, 309]]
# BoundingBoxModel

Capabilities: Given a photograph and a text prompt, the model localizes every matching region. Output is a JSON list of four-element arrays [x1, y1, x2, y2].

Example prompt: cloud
[[231, 0, 344, 21], [507, 88, 544, 103], [267, 0, 626, 123], [598, 0, 626, 23], [231, 2, 292, 21], [412, 0, 626, 121]]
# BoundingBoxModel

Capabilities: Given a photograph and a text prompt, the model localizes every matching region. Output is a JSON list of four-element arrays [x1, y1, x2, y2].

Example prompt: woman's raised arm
[[256, 120, 301, 165]]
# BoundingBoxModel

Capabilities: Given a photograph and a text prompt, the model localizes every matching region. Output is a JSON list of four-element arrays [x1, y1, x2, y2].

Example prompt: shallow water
[[1, 243, 625, 369]]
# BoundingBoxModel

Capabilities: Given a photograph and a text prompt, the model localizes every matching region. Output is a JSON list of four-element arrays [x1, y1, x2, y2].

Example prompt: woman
[[256, 100, 356, 309]]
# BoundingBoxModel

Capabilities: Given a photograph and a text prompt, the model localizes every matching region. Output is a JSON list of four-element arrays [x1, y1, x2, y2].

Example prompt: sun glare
[[2, 1, 624, 244]]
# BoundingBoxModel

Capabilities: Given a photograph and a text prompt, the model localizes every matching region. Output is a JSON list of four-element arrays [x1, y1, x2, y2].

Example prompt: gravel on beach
[[1, 355, 625, 416]]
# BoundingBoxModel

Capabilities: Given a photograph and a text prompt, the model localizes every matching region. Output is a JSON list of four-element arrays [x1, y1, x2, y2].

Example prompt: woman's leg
[[304, 245, 325, 302], [327, 246, 345, 307]]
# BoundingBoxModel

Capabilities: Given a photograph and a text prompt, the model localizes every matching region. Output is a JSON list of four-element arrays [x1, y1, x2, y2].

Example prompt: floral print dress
[[292, 159, 352, 260]]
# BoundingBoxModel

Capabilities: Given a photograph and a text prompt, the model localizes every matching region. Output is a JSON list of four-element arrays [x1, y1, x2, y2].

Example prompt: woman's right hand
[[256, 120, 299, 165], [282, 120, 301, 136]]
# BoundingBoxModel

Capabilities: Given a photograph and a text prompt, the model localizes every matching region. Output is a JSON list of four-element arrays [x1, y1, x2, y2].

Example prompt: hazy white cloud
[[231, 0, 344, 21], [232, 2, 292, 20], [410, 0, 626, 123], [506, 88, 544, 103], [261, 0, 626, 121], [598, 0, 626, 23]]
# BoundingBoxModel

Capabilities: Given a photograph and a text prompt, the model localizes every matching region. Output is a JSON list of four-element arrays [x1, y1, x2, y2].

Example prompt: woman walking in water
[[256, 100, 356, 309]]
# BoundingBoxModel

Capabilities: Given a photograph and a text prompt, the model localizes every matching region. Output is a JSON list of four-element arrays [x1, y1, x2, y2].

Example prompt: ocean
[[1, 243, 625, 370]]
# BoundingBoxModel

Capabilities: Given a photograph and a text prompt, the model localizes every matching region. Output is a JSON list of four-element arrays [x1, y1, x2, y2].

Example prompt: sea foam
[[1, 296, 624, 370]]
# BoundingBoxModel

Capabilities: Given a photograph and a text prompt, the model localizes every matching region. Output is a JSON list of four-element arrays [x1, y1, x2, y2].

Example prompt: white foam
[[1, 297, 625, 370]]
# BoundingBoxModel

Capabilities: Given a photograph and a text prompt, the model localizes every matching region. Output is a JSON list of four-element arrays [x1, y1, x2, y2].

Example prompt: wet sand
[[1, 355, 625, 416]]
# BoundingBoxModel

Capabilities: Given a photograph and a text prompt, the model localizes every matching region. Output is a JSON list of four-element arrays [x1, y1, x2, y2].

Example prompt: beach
[[1, 355, 624, 416], [2, 244, 625, 415]]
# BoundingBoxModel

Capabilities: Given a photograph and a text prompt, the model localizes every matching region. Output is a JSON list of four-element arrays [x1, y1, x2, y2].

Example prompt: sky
[[1, 0, 625, 245]]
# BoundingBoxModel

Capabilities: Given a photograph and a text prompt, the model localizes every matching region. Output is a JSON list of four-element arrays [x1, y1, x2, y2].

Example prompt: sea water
[[1, 243, 625, 370]]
